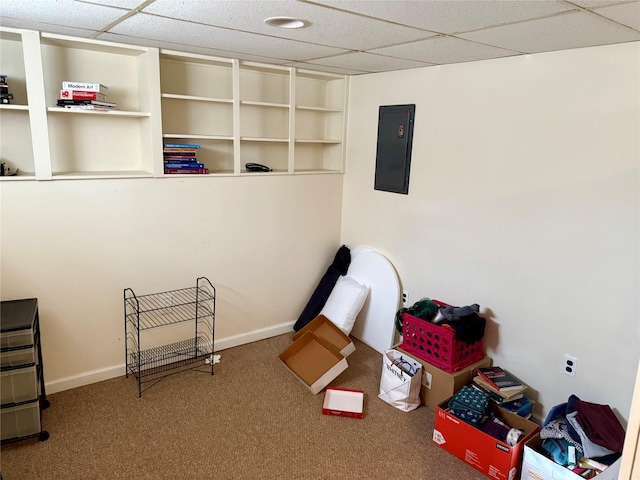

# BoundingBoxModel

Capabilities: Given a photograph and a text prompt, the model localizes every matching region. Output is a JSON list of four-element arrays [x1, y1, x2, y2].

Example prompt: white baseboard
[[45, 320, 296, 395]]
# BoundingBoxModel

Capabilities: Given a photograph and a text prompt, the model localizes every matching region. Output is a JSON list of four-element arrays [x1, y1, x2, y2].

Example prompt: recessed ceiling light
[[264, 17, 308, 29]]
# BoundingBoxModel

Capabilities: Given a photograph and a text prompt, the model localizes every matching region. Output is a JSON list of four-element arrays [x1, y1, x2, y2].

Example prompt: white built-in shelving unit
[[0, 26, 348, 181], [0, 28, 35, 180]]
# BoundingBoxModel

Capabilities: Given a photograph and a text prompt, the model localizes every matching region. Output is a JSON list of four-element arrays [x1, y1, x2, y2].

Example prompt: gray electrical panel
[[374, 104, 416, 195]]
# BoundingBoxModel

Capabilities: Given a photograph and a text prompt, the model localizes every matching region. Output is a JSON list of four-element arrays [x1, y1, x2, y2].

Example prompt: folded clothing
[[542, 395, 626, 468], [575, 399, 626, 453]]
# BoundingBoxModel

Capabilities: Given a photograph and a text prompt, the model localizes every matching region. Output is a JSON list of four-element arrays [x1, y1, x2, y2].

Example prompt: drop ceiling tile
[[305, 52, 433, 73], [370, 36, 521, 65], [569, 0, 636, 8], [285, 61, 368, 75], [75, 0, 145, 7], [142, 0, 433, 50], [109, 13, 349, 61], [458, 10, 640, 53], [309, 0, 575, 34], [0, 17, 100, 38], [97, 32, 290, 64], [593, 2, 640, 30], [0, 0, 127, 30]]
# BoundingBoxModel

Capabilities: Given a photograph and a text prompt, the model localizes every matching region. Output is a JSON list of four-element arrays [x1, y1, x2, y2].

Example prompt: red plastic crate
[[401, 311, 484, 373]]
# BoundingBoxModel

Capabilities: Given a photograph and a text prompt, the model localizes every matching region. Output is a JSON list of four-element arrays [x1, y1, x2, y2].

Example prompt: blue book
[[499, 396, 533, 418], [164, 143, 200, 149], [164, 162, 205, 168]]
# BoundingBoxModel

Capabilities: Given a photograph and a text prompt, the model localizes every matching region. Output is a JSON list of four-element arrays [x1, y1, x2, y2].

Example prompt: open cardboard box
[[433, 398, 540, 480], [397, 346, 492, 410], [322, 387, 364, 419], [521, 432, 621, 480], [279, 331, 348, 395], [292, 315, 355, 357]]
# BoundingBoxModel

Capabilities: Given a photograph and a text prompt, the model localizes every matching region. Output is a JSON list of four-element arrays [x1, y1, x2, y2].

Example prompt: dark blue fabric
[[292, 245, 351, 331]]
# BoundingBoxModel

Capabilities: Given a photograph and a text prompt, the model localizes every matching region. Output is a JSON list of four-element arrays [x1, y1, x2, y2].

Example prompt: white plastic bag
[[378, 349, 422, 412]]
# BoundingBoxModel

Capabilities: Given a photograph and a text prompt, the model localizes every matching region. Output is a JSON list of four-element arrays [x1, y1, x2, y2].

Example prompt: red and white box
[[322, 387, 364, 419], [60, 89, 107, 102], [433, 398, 539, 480]]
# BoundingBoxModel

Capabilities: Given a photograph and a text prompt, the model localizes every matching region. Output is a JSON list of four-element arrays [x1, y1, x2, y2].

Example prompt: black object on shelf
[[1, 298, 50, 444], [124, 277, 216, 397]]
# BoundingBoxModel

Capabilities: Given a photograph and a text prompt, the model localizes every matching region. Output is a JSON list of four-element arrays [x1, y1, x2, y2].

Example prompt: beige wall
[[1, 41, 638, 424], [0, 174, 343, 391], [341, 42, 640, 422]]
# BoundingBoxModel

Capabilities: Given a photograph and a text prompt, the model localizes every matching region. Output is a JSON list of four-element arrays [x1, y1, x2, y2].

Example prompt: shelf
[[128, 336, 213, 378], [38, 32, 161, 178], [0, 104, 29, 111], [296, 105, 342, 113], [50, 171, 154, 179], [0, 27, 34, 177], [4, 27, 347, 180], [163, 134, 233, 141], [239, 62, 289, 105], [0, 108, 35, 176], [47, 113, 156, 176], [0, 174, 36, 181], [124, 278, 216, 397], [125, 286, 214, 330], [162, 135, 234, 174], [161, 93, 233, 104], [47, 107, 151, 117], [241, 100, 289, 109], [162, 96, 232, 138], [294, 168, 342, 175], [240, 137, 289, 143]]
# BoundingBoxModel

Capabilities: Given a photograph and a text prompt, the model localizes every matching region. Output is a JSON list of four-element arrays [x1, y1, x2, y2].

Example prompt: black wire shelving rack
[[124, 277, 216, 397]]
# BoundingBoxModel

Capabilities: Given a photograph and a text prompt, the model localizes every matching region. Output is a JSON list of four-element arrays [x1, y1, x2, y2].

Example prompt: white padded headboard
[[347, 247, 400, 354]]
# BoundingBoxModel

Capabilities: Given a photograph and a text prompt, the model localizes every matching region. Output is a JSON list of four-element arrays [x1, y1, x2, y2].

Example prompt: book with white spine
[[61, 81, 109, 94]]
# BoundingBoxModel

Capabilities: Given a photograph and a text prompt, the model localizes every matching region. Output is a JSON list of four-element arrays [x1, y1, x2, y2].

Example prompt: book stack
[[1, 75, 13, 104], [163, 143, 208, 174], [56, 81, 116, 111], [472, 366, 533, 417]]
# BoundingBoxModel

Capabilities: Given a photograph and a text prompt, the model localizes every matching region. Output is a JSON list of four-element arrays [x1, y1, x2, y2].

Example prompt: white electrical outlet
[[402, 290, 409, 308], [563, 354, 577, 378]]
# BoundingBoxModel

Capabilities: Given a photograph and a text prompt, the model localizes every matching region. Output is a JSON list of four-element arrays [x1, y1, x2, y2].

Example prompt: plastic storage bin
[[0, 347, 37, 369], [1, 400, 41, 440], [0, 328, 34, 349], [1, 365, 39, 405], [401, 312, 484, 373]]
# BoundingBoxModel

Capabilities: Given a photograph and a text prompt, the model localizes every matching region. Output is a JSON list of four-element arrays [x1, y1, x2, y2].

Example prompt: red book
[[60, 89, 107, 101]]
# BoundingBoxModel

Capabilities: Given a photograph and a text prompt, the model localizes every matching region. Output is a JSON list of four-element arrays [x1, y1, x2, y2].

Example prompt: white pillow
[[320, 275, 369, 335]]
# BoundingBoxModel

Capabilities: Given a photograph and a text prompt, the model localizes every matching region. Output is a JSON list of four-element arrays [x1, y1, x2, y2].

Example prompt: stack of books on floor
[[163, 143, 208, 174], [472, 366, 534, 418], [56, 81, 116, 111], [1, 75, 14, 104]]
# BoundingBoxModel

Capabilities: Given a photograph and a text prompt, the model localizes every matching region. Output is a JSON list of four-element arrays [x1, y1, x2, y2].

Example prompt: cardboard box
[[433, 399, 540, 480], [322, 387, 364, 419], [292, 315, 355, 357], [520, 433, 621, 480], [279, 331, 348, 395], [397, 346, 492, 410]]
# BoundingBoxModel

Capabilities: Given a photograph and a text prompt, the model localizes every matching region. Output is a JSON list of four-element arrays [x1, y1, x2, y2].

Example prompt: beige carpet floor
[[1, 333, 488, 479]]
